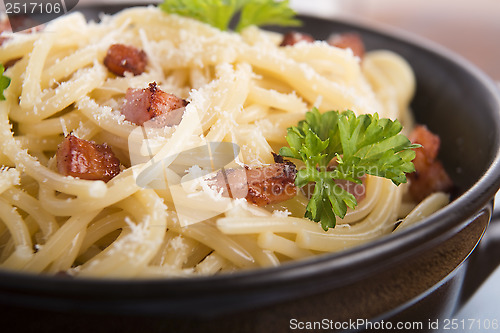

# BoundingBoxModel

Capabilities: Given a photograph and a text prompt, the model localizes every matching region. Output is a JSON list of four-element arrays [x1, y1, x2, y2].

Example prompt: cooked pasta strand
[[0, 7, 442, 278]]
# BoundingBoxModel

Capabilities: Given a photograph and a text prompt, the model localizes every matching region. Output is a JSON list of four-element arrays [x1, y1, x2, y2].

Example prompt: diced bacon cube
[[103, 44, 148, 77], [121, 82, 187, 126], [210, 154, 297, 206], [410, 125, 440, 170], [327, 32, 365, 59], [280, 31, 315, 46], [408, 125, 454, 201], [334, 176, 367, 202], [56, 135, 121, 183], [244, 162, 298, 206], [0, 17, 11, 46]]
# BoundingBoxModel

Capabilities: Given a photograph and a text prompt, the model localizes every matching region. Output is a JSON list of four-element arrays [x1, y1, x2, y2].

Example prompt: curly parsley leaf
[[236, 0, 300, 32], [0, 64, 11, 101], [160, 0, 300, 32], [280, 108, 419, 230]]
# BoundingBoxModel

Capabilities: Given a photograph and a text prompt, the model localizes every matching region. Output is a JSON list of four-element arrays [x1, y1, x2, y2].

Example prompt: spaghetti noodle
[[0, 7, 449, 278]]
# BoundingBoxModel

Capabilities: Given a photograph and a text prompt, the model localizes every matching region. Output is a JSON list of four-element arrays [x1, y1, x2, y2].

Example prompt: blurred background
[[73, 0, 500, 81], [291, 0, 500, 81]]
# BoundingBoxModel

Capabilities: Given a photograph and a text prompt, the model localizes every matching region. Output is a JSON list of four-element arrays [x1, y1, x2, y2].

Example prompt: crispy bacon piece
[[280, 31, 315, 46], [334, 176, 367, 202], [280, 30, 365, 59], [323, 159, 367, 202], [103, 44, 148, 77], [408, 125, 454, 202], [121, 82, 188, 126], [0, 17, 10, 46], [1, 17, 42, 66], [1, 15, 45, 46], [56, 134, 121, 183], [210, 154, 297, 206], [327, 32, 365, 59]]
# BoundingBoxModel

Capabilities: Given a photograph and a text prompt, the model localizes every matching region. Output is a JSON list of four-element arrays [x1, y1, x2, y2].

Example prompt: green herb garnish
[[280, 108, 419, 230], [0, 64, 11, 101], [159, 0, 300, 32]]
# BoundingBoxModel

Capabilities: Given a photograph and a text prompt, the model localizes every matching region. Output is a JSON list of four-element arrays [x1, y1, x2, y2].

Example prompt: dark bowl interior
[[1, 7, 500, 332]]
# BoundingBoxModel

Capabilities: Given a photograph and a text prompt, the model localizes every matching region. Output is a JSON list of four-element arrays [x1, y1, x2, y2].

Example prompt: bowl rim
[[1, 10, 500, 304]]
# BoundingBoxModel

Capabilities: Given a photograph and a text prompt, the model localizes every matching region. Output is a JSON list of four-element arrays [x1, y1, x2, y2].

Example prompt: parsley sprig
[[159, 0, 300, 32], [0, 64, 11, 101], [280, 108, 419, 230]]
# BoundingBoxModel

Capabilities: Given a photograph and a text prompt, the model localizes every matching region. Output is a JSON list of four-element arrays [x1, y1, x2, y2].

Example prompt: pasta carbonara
[[0, 6, 449, 278]]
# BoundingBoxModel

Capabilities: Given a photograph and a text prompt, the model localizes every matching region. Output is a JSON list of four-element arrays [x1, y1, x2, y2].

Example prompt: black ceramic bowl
[[1, 6, 500, 333]]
